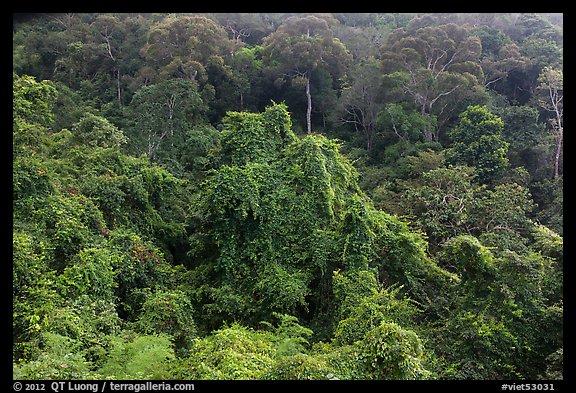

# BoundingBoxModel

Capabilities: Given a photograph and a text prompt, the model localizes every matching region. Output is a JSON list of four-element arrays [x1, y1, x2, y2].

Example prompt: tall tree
[[139, 15, 232, 87], [480, 43, 528, 90], [335, 58, 382, 151], [126, 79, 207, 161], [263, 14, 352, 134], [536, 67, 563, 179], [90, 15, 125, 107], [226, 46, 264, 112], [381, 16, 486, 142]]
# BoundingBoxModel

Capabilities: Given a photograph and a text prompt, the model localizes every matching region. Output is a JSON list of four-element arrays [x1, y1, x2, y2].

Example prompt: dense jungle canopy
[[13, 12, 562, 382]]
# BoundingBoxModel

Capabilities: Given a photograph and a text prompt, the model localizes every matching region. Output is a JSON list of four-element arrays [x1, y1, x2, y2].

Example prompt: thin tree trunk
[[116, 69, 122, 108], [366, 131, 373, 152], [553, 130, 562, 178], [306, 76, 312, 134], [553, 114, 562, 178], [421, 105, 433, 142]]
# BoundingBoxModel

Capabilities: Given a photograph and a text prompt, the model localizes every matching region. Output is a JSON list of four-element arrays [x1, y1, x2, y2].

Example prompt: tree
[[536, 67, 563, 178], [89, 15, 126, 108], [12, 72, 189, 374], [137, 14, 233, 121], [70, 113, 127, 149], [377, 103, 436, 144], [126, 79, 207, 161], [495, 104, 547, 178], [212, 13, 277, 48], [335, 58, 382, 151], [140, 15, 231, 84], [134, 289, 197, 351], [12, 13, 563, 381], [433, 234, 562, 379], [446, 105, 509, 184], [263, 14, 352, 133], [501, 35, 562, 105], [226, 45, 264, 112], [187, 103, 453, 332], [381, 16, 486, 142], [399, 165, 478, 248], [480, 43, 528, 90], [13, 72, 57, 130]]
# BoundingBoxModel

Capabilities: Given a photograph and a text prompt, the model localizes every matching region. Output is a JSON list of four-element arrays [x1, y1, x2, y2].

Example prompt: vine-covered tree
[[187, 103, 454, 334]]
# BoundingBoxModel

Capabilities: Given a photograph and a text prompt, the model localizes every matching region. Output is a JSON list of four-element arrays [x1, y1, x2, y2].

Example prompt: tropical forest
[[12, 12, 563, 381]]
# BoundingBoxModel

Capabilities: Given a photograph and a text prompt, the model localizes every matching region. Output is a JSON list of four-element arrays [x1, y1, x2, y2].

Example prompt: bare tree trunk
[[538, 69, 563, 179], [553, 114, 563, 179], [366, 131, 373, 152], [553, 94, 563, 178], [553, 130, 562, 178], [306, 76, 312, 134], [116, 69, 122, 108], [421, 105, 433, 142]]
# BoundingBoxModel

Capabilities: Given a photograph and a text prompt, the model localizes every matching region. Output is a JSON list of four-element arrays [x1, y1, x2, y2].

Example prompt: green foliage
[[190, 103, 452, 331], [359, 321, 430, 379], [35, 193, 106, 270], [262, 15, 352, 133], [175, 124, 220, 180], [397, 163, 539, 256], [476, 183, 536, 253], [438, 235, 496, 284], [332, 269, 422, 345], [13, 72, 57, 128], [14, 333, 98, 380], [134, 289, 198, 350], [377, 103, 437, 143], [531, 224, 562, 264], [437, 310, 523, 379], [41, 296, 122, 362], [13, 155, 55, 213], [126, 79, 208, 161], [58, 248, 118, 302], [496, 104, 546, 175], [431, 234, 562, 379], [447, 105, 509, 183], [97, 331, 175, 379], [70, 113, 128, 148], [12, 12, 563, 380], [218, 102, 295, 165], [13, 232, 50, 295], [265, 313, 314, 357], [174, 323, 275, 379], [541, 348, 563, 380], [401, 165, 477, 246], [267, 352, 334, 380], [532, 177, 563, 235]]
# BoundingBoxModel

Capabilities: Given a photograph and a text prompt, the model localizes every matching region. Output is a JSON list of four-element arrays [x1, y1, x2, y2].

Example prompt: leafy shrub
[[267, 353, 334, 380], [175, 323, 275, 379], [332, 269, 421, 345], [58, 247, 118, 301], [97, 331, 175, 379], [135, 289, 198, 351], [358, 321, 430, 379], [13, 333, 98, 380]]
